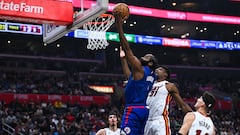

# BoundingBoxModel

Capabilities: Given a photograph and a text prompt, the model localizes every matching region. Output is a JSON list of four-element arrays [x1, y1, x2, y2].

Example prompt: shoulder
[[165, 82, 174, 87], [116, 128, 121, 132], [96, 128, 106, 135], [184, 112, 196, 121], [165, 82, 177, 92]]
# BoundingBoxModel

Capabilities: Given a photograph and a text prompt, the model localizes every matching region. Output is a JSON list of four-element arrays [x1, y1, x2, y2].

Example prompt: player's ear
[[163, 72, 168, 79]]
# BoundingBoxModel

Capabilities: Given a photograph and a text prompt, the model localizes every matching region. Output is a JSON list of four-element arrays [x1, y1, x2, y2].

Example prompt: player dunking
[[114, 12, 158, 135], [96, 111, 120, 135], [178, 91, 216, 135], [144, 66, 192, 135]]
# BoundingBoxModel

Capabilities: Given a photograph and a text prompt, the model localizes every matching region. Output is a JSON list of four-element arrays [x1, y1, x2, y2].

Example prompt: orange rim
[[85, 13, 114, 25]]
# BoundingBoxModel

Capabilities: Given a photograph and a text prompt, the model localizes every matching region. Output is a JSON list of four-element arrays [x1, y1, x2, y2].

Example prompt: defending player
[[144, 66, 192, 135], [114, 12, 158, 135], [96, 111, 120, 135], [178, 91, 216, 135]]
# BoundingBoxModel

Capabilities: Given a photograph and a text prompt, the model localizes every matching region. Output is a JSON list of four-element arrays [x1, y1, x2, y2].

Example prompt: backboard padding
[[43, 0, 109, 44]]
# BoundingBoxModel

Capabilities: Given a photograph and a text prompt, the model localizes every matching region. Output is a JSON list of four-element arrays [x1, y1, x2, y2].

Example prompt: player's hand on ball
[[113, 12, 123, 27], [113, 3, 129, 24], [113, 11, 123, 22], [113, 3, 129, 21]]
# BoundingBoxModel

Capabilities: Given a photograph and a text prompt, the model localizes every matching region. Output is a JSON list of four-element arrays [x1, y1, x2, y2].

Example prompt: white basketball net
[[83, 14, 115, 50]]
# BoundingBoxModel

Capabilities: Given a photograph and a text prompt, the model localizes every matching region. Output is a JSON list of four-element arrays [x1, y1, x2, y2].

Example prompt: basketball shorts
[[120, 106, 149, 135], [144, 116, 171, 135]]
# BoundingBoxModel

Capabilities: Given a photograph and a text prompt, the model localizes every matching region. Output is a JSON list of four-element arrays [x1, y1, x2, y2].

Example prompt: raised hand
[[120, 46, 126, 58], [113, 11, 124, 27]]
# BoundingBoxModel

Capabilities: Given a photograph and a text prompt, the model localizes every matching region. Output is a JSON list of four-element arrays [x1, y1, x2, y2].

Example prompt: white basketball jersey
[[105, 128, 120, 135], [188, 112, 215, 135], [146, 80, 171, 119]]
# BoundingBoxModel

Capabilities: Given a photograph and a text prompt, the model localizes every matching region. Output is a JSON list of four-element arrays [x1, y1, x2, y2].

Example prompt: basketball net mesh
[[83, 14, 115, 50]]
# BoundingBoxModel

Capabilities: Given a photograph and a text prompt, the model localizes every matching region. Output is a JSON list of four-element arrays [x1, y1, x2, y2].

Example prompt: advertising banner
[[74, 29, 89, 39], [106, 32, 135, 43], [70, 0, 240, 25], [216, 42, 240, 50], [0, 93, 110, 106], [0, 21, 42, 35], [0, 0, 73, 25], [135, 35, 162, 45], [106, 32, 119, 42], [190, 40, 205, 48], [0, 93, 234, 110], [162, 38, 190, 48], [174, 98, 233, 110], [187, 12, 240, 25]]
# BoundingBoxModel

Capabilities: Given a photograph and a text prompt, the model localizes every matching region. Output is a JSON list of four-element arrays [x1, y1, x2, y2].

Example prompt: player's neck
[[109, 126, 118, 131], [197, 108, 208, 117], [157, 79, 165, 82]]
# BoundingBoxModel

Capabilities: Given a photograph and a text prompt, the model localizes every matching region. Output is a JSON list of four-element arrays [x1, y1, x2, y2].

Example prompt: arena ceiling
[[0, 0, 240, 70]]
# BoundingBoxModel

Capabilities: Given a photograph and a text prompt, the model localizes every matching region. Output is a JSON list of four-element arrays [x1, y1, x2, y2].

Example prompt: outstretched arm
[[178, 112, 195, 135], [120, 46, 131, 79], [114, 12, 143, 80], [212, 126, 216, 135], [166, 83, 193, 113]]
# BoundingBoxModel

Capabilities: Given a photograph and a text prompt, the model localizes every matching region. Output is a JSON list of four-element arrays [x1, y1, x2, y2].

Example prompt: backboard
[[43, 0, 109, 44]]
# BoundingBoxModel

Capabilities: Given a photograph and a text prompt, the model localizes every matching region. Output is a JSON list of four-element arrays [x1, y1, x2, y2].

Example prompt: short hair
[[159, 65, 171, 80], [202, 91, 216, 110], [108, 110, 119, 117], [108, 110, 120, 126]]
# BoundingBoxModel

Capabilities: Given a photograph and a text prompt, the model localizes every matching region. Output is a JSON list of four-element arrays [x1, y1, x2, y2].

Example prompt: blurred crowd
[[0, 71, 111, 96], [0, 70, 239, 135], [1, 69, 239, 97], [0, 100, 117, 135], [0, 99, 239, 135]]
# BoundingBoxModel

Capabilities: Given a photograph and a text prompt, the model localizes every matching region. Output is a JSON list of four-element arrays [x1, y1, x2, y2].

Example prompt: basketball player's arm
[[167, 83, 193, 113], [114, 12, 144, 80], [96, 129, 106, 135], [120, 46, 131, 79], [212, 125, 216, 135], [178, 112, 195, 135]]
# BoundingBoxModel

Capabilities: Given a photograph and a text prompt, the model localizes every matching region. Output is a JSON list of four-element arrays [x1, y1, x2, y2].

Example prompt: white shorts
[[144, 116, 171, 135]]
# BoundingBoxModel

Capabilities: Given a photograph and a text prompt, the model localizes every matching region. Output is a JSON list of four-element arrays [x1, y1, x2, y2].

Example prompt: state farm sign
[[0, 1, 44, 14], [0, 0, 73, 25]]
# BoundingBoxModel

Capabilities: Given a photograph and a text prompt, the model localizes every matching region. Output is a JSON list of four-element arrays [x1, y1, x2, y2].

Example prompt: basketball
[[113, 3, 130, 20]]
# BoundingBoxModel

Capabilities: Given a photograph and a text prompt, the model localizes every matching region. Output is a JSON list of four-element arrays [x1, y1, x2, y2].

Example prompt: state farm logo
[[0, 0, 44, 14]]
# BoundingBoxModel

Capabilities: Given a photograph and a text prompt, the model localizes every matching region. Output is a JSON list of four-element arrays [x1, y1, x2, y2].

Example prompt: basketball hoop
[[83, 14, 115, 50]]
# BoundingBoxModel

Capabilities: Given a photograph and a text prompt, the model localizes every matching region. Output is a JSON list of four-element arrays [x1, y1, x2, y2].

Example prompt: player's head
[[140, 54, 158, 70], [108, 110, 119, 127], [155, 66, 170, 81], [194, 91, 216, 112]]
